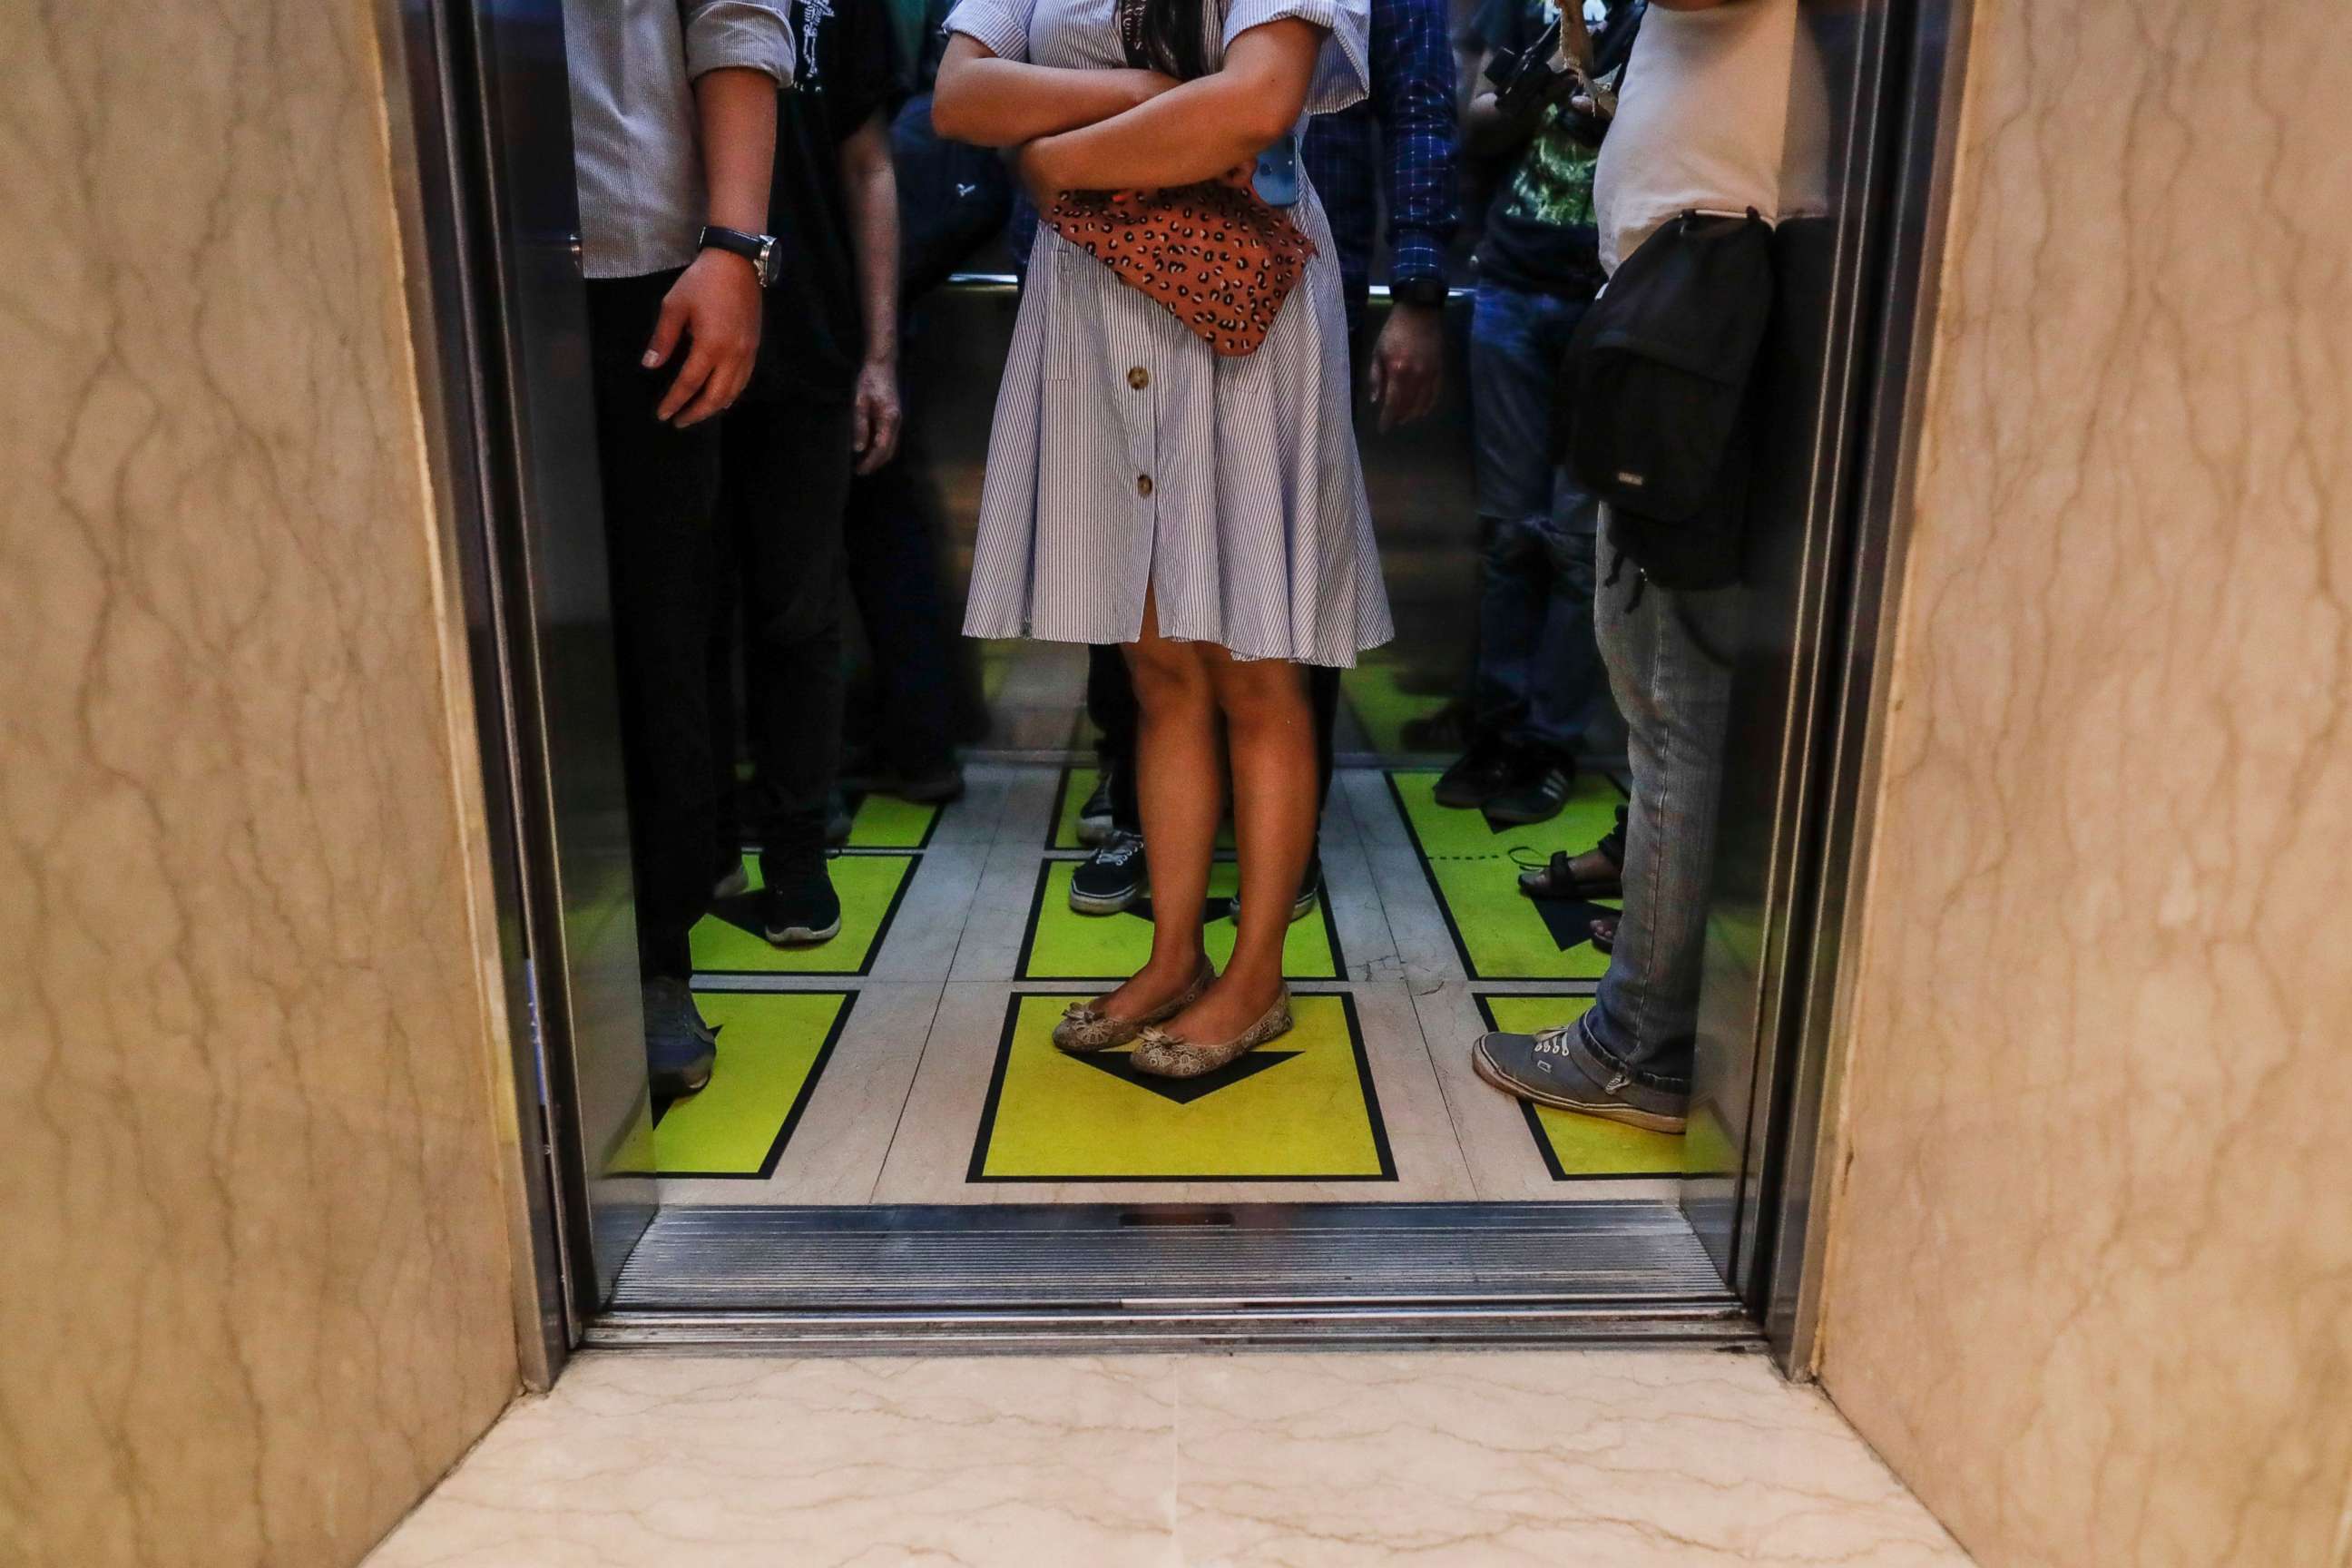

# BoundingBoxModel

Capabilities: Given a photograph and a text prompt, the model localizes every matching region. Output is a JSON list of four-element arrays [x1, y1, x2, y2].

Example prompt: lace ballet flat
[[1130, 987, 1294, 1079], [1052, 960, 1216, 1054]]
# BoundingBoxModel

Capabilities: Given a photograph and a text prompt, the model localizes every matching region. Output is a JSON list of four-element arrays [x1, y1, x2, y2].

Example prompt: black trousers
[[842, 328, 962, 779], [1088, 643, 1342, 837], [714, 395, 856, 882], [587, 271, 726, 982]]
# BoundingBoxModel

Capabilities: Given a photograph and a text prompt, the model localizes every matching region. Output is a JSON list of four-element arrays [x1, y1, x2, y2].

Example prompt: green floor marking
[[1339, 648, 1454, 756], [1021, 858, 1340, 980], [652, 990, 850, 1177], [691, 853, 916, 975], [971, 993, 1391, 1181], [1387, 769, 1622, 980], [1475, 995, 1685, 1178], [845, 790, 939, 849], [1051, 766, 1233, 851]]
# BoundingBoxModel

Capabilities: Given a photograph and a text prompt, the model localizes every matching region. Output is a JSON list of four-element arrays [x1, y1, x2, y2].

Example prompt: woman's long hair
[[1120, 0, 1212, 80]]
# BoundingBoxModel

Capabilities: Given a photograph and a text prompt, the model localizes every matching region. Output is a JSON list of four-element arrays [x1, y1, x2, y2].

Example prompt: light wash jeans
[[1573, 507, 1745, 1114], [1467, 284, 1615, 760]]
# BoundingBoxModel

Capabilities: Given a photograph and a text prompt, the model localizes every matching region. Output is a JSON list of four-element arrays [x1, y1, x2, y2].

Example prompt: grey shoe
[[1470, 1014, 1686, 1133], [1052, 959, 1215, 1054], [643, 977, 718, 1099], [1132, 986, 1294, 1079]]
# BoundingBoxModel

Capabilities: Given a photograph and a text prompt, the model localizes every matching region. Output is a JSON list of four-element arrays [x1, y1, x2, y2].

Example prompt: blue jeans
[[1573, 507, 1745, 1109], [1468, 284, 1614, 760]]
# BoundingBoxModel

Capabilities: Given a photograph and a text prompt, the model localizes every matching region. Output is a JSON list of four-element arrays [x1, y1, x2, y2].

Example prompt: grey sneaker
[[1470, 1015, 1687, 1133], [643, 977, 718, 1099]]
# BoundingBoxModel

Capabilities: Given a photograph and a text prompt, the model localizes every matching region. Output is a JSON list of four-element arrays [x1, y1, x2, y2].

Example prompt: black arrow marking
[[1531, 895, 1616, 954], [1069, 1049, 1302, 1105]]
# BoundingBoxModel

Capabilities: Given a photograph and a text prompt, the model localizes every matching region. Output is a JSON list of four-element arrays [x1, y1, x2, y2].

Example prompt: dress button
[[1127, 366, 1150, 390], [1136, 474, 1154, 497]]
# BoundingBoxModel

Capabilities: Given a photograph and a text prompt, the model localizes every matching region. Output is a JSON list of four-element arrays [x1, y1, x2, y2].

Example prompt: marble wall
[[1817, 0, 2352, 1564], [0, 2, 523, 1565]]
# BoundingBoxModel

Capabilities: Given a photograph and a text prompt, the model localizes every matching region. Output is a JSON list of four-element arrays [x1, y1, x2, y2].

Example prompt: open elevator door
[[391, 0, 1965, 1359], [390, 0, 661, 1357]]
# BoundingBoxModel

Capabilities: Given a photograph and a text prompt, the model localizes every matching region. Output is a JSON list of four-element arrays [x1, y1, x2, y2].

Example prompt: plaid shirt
[[1301, 0, 1459, 321]]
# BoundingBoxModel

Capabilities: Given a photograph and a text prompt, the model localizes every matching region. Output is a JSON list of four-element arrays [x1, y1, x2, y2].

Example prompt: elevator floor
[[646, 754, 1702, 1208]]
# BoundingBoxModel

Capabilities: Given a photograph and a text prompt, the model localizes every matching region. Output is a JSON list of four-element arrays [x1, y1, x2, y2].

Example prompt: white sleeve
[[944, 0, 1033, 62], [1222, 0, 1369, 115]]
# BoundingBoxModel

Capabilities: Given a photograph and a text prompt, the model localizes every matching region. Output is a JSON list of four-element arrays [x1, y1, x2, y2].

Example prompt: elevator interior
[[391, 0, 1967, 1377]]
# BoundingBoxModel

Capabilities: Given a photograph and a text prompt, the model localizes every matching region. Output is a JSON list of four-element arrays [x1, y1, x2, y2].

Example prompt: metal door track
[[591, 1200, 1757, 1353]]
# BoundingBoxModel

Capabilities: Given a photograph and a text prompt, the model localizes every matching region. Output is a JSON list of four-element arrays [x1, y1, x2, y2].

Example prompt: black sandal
[[1514, 847, 1623, 902]]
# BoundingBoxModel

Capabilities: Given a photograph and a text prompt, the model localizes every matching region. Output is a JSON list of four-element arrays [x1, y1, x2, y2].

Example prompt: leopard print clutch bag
[[1047, 169, 1318, 358]]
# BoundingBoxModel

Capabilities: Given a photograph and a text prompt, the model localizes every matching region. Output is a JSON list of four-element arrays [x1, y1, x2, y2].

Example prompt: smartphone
[[1253, 134, 1300, 207]]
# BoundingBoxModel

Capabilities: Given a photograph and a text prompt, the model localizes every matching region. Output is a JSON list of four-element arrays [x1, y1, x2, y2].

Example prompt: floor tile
[[1172, 1350, 1971, 1567], [655, 981, 944, 1206], [867, 842, 988, 981], [364, 1353, 1181, 1568], [365, 1351, 1971, 1568], [873, 981, 1472, 1204], [1414, 983, 1680, 1204]]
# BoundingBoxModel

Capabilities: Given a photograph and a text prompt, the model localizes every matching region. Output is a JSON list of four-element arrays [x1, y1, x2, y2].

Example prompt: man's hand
[[644, 249, 764, 427], [852, 359, 902, 475], [1367, 300, 1445, 432]]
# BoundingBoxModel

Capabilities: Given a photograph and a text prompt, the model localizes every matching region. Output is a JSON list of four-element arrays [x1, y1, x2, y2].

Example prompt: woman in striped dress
[[935, 0, 1388, 1075]]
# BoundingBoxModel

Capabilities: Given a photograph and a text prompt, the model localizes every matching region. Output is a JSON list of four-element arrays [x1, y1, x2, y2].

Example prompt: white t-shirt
[[1594, 0, 1800, 274]]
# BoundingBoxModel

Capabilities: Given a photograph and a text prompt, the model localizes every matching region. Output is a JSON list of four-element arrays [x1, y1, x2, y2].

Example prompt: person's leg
[[841, 371, 963, 797], [584, 273, 726, 1093], [1150, 650, 1316, 1053], [1523, 297, 1619, 767], [1085, 642, 1143, 835], [728, 397, 857, 939], [1580, 546, 1741, 1090], [1069, 642, 1150, 913], [1474, 509, 1743, 1130], [585, 273, 724, 986], [1443, 285, 1561, 807], [1084, 589, 1218, 1021]]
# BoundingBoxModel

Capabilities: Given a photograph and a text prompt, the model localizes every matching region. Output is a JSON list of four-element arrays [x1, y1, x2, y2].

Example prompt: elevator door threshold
[[590, 1200, 1754, 1353]]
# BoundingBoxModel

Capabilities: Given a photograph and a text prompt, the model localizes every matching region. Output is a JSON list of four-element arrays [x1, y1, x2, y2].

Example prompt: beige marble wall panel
[[1817, 0, 2352, 1564], [0, 2, 520, 1565]]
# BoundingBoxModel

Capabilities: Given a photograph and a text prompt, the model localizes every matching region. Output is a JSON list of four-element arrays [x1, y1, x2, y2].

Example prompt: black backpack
[[1556, 209, 1775, 589]]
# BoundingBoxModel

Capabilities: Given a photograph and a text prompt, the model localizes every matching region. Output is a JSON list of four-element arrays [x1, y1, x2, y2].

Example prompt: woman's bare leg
[[1090, 589, 1219, 1020], [1162, 651, 1316, 1041]]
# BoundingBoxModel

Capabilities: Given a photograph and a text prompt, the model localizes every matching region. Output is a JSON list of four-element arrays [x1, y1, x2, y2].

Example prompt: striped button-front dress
[[946, 0, 1394, 668]]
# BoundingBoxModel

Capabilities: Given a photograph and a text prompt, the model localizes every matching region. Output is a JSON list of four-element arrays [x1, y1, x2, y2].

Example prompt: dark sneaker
[[1470, 1015, 1686, 1133], [761, 864, 842, 946], [1484, 752, 1576, 825], [643, 977, 717, 1099], [887, 763, 965, 805], [1076, 770, 1118, 847], [713, 854, 750, 900], [1232, 853, 1321, 924], [1070, 829, 1147, 914], [1433, 735, 1515, 808]]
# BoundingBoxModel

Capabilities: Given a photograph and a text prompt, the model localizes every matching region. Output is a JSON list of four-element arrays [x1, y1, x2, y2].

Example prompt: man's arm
[[839, 111, 904, 474], [646, 2, 793, 426], [1365, 0, 1457, 430]]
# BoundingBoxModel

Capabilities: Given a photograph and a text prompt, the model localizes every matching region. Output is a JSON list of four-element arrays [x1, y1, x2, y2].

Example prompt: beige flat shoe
[[1131, 986, 1294, 1079], [1052, 960, 1216, 1054]]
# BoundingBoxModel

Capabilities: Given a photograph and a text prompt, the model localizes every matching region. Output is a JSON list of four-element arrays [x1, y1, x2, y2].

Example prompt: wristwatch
[[1392, 275, 1449, 308], [698, 224, 781, 288]]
